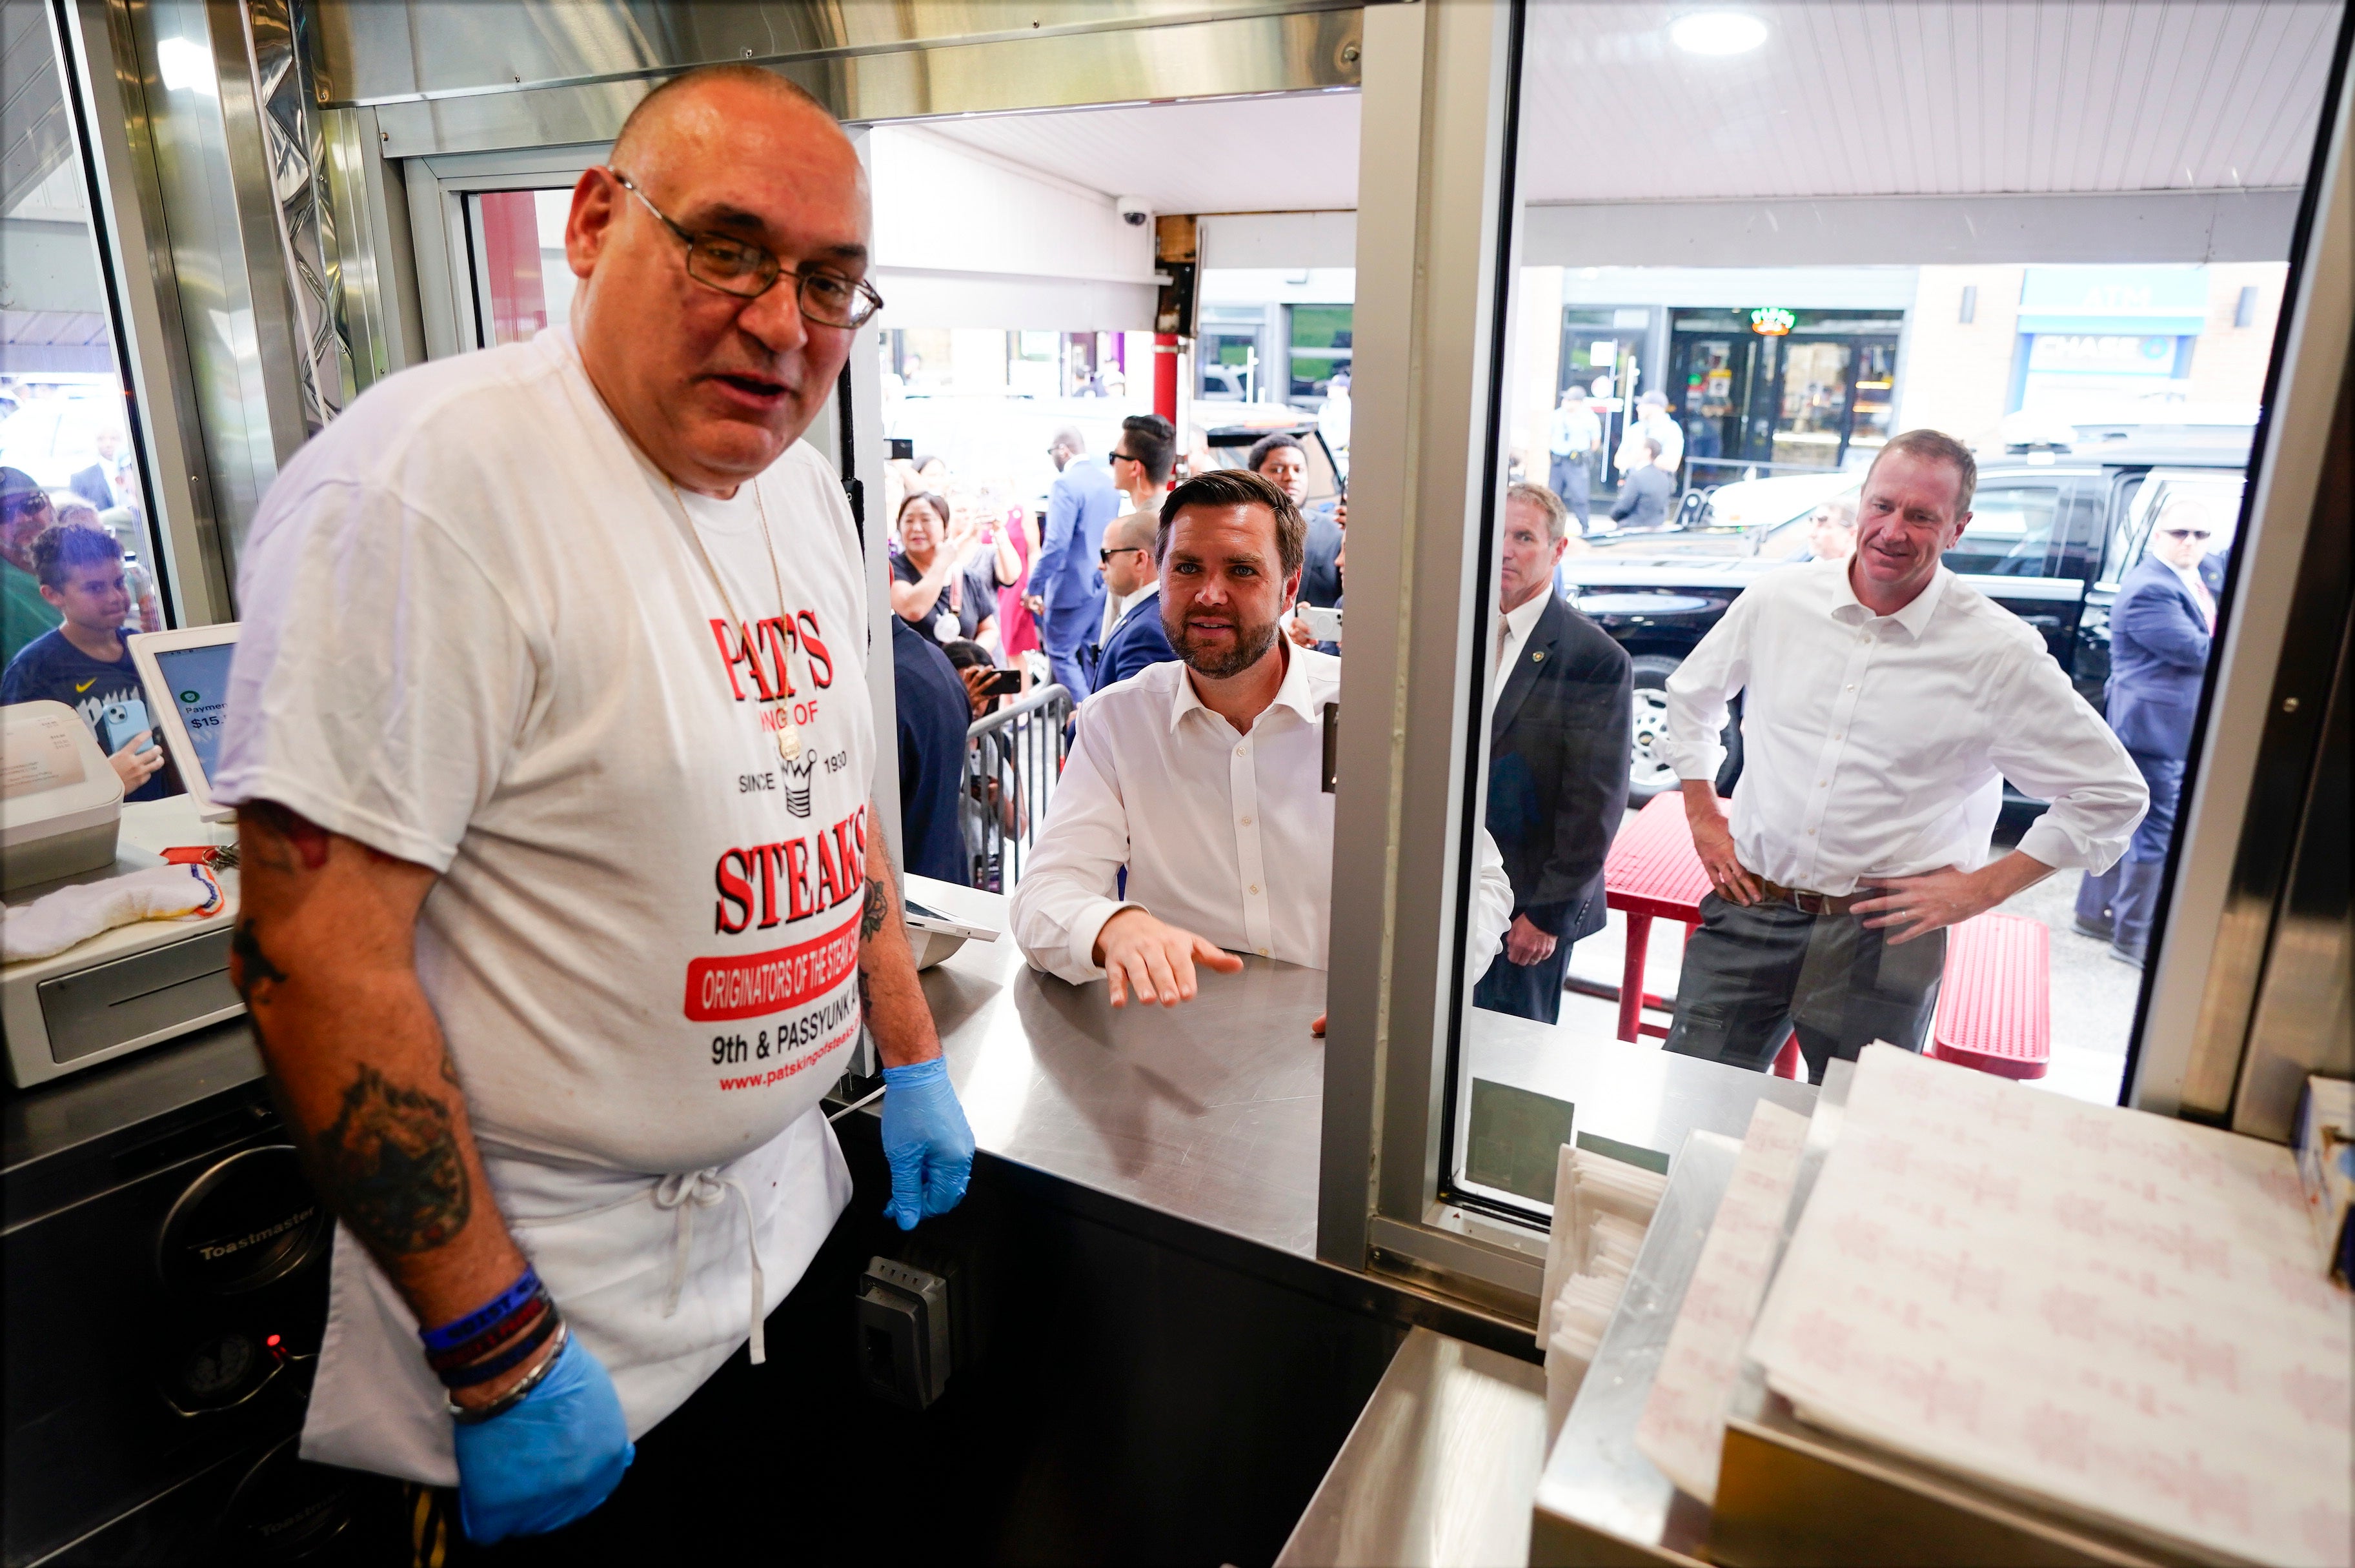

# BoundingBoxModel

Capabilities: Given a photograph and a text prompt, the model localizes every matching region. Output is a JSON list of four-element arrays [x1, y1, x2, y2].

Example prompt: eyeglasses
[[2162, 528, 2213, 541], [1, 494, 52, 521], [1109, 450, 1139, 467], [1098, 545, 1146, 563], [609, 169, 884, 328]]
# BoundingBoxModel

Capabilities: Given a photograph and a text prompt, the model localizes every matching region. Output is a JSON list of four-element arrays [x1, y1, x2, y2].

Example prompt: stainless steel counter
[[919, 936, 1819, 1267], [918, 934, 1329, 1257]]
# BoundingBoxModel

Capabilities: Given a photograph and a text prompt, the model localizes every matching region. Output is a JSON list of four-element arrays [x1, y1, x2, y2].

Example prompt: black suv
[[1561, 432, 2251, 801]]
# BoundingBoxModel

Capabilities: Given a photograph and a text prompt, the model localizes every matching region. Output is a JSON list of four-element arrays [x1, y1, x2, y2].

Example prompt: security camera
[[1115, 196, 1152, 228]]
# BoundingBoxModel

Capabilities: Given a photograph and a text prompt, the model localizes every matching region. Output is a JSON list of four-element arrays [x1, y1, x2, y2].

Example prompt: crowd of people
[[0, 465, 176, 799], [982, 415, 2158, 1086]]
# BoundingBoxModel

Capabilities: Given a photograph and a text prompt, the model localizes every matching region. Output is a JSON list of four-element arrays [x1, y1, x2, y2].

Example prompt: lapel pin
[[1531, 650, 1546, 662]]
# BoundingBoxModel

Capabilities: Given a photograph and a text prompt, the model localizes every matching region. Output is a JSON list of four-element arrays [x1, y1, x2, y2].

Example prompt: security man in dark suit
[[2077, 496, 2219, 967], [1253, 432, 1345, 610], [1089, 511, 1179, 690], [1475, 483, 1633, 1023]]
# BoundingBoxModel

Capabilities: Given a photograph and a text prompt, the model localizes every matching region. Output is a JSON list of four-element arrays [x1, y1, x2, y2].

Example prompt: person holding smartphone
[[0, 521, 177, 799]]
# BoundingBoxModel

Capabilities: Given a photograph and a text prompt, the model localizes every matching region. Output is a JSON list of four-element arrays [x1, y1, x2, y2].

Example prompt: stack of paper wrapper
[[1540, 1146, 1669, 1446], [1746, 1046, 2354, 1567]]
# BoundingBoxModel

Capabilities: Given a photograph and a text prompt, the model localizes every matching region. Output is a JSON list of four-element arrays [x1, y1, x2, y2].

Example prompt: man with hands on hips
[[1009, 468, 1513, 1036], [1663, 428, 2147, 1081], [215, 67, 972, 1546]]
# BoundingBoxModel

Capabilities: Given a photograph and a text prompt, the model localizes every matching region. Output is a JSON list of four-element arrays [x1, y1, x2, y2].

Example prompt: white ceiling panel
[[898, 3, 2338, 216], [906, 90, 1362, 213], [1517, 1, 2341, 202]]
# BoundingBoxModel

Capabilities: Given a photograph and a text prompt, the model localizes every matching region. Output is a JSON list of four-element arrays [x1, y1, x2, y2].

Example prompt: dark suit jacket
[[68, 465, 117, 513], [1610, 466, 1673, 530], [1487, 593, 1632, 942], [2107, 554, 2212, 759], [1095, 587, 1178, 689], [1299, 512, 1344, 608]]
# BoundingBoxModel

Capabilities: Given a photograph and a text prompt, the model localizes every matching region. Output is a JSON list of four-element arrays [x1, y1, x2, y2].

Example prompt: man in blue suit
[[1092, 511, 1178, 690], [1027, 425, 1122, 701], [2077, 498, 2219, 967]]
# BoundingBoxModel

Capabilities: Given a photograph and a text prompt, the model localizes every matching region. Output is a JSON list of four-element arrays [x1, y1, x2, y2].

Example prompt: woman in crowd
[[891, 489, 1026, 651], [984, 482, 1042, 689]]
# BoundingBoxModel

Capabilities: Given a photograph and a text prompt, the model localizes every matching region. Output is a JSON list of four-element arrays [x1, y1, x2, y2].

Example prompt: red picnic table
[[1596, 793, 2050, 1080]]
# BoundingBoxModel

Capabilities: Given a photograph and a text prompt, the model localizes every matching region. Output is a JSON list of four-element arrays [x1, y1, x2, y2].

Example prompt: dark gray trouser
[[1549, 454, 1592, 529], [1664, 893, 1947, 1081]]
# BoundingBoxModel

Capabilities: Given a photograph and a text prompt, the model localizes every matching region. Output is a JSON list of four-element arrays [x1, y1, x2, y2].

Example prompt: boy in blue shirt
[[1, 523, 176, 800]]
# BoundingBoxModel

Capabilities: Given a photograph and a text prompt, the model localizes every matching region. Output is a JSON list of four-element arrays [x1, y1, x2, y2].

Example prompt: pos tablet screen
[[125, 626, 238, 821]]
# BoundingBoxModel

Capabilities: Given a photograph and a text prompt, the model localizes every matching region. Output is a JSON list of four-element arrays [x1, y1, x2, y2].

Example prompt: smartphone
[[1300, 605, 1345, 645], [978, 669, 1024, 697], [99, 698, 155, 754]]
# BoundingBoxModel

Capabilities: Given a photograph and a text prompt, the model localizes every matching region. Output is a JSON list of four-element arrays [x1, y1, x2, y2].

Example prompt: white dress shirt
[[2166, 558, 2218, 628], [1664, 560, 2147, 896], [1011, 643, 1515, 981], [1493, 588, 1550, 697]]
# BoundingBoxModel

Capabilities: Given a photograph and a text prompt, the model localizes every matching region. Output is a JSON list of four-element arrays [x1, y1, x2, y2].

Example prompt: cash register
[[1, 625, 241, 1087]]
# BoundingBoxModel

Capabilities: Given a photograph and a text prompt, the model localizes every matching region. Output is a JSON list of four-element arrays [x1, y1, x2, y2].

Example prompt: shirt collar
[[1167, 638, 1324, 736], [2166, 558, 2211, 599], [1829, 558, 1949, 639], [1502, 587, 1550, 647]]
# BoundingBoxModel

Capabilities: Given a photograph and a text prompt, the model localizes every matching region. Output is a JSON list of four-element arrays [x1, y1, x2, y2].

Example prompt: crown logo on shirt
[[780, 752, 815, 818]]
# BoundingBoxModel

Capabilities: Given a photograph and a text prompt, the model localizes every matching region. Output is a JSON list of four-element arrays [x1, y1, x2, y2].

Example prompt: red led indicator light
[[265, 1334, 281, 1347]]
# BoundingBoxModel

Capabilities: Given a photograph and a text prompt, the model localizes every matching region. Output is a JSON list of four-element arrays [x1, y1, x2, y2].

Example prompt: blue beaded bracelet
[[419, 1267, 543, 1355]]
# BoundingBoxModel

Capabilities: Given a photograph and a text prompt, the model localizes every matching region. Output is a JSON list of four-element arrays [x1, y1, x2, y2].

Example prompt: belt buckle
[[1790, 889, 1828, 915]]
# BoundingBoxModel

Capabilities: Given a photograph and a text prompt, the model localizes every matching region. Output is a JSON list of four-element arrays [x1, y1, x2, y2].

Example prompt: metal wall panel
[[306, 0, 1362, 107], [357, 8, 1365, 157]]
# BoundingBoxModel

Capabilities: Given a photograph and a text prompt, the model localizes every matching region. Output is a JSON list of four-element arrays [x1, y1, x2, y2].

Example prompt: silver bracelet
[[445, 1320, 569, 1426]]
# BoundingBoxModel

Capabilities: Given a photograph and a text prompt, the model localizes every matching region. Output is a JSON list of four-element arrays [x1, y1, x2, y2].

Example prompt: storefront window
[[1431, 4, 2314, 1232], [1286, 305, 1351, 403], [467, 189, 576, 350], [1, 6, 167, 639]]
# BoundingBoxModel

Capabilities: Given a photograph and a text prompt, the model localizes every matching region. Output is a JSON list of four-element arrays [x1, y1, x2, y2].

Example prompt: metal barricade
[[961, 683, 1072, 894]]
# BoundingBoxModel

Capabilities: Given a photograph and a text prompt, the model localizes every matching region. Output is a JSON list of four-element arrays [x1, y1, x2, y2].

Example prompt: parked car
[[1561, 439, 2251, 802]]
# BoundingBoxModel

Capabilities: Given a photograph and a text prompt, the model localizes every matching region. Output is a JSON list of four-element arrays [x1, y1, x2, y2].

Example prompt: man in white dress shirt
[[1663, 428, 2147, 1080], [1011, 467, 1511, 1029]]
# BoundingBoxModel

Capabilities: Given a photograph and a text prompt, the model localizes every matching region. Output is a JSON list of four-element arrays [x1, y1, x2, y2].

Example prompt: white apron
[[298, 1105, 851, 1485]]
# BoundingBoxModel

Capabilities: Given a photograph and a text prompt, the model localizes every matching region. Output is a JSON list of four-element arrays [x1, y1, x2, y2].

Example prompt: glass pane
[[1943, 485, 2062, 577], [1288, 304, 1352, 404], [1444, 4, 2318, 1225], [468, 189, 576, 349], [2, 5, 167, 678]]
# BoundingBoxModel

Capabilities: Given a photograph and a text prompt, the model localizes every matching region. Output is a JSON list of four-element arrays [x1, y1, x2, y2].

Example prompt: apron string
[[651, 1169, 768, 1365]]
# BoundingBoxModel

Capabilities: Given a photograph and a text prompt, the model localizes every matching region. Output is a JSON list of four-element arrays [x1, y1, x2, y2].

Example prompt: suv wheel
[[1627, 654, 1743, 803]]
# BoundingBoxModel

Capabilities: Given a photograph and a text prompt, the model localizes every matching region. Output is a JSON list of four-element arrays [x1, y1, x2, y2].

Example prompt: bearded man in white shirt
[[1011, 467, 1512, 1032], [1663, 428, 2148, 1080]]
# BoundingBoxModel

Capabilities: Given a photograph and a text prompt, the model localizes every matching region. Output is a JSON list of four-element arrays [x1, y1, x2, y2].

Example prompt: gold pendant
[[776, 717, 802, 760]]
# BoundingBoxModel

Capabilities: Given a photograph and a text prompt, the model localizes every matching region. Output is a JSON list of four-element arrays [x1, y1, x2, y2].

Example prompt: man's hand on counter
[[1092, 907, 1245, 1008]]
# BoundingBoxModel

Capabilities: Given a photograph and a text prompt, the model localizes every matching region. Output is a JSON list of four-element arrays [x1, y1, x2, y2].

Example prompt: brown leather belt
[[1754, 879, 1865, 916]]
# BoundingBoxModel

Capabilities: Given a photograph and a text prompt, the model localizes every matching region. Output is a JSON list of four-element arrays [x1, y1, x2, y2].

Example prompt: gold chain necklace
[[670, 477, 803, 761]]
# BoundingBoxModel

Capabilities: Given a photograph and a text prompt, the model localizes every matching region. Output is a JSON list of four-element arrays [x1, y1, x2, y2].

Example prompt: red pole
[[1153, 332, 1179, 423]]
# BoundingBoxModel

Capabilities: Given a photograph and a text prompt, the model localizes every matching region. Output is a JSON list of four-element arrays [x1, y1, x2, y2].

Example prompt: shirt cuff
[[2016, 813, 2124, 876], [1022, 896, 1142, 984], [1666, 747, 1724, 781]]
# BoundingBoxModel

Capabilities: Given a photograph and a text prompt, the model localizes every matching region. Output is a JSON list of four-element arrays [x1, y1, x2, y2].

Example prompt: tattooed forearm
[[316, 1063, 471, 1256], [228, 919, 286, 1006], [861, 876, 890, 940]]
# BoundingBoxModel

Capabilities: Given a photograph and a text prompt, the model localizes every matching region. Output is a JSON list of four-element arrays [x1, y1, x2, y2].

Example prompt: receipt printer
[[2, 701, 123, 892], [4, 702, 243, 1089]]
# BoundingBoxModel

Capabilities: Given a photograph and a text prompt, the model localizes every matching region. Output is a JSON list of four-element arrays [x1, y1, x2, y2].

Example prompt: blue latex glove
[[453, 1332, 635, 1543], [880, 1056, 975, 1230]]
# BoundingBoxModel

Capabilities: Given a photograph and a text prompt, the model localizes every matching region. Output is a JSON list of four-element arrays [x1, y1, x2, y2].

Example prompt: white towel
[[3, 864, 226, 963]]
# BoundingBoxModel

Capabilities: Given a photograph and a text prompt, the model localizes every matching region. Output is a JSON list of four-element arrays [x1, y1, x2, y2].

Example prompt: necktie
[[1495, 618, 1510, 676]]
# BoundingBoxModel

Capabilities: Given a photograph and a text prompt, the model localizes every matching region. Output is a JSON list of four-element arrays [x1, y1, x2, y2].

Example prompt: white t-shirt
[[216, 327, 876, 1176]]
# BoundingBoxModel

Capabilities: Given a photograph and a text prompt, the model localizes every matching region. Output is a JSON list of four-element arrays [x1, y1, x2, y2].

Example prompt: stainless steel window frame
[[2131, 27, 2355, 1134], [1317, 0, 1544, 1313], [401, 146, 608, 363], [56, 0, 234, 624]]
